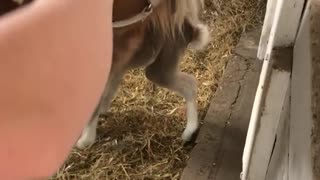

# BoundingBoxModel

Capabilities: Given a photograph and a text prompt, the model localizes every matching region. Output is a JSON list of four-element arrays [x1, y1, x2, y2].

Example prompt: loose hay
[[52, 0, 265, 179]]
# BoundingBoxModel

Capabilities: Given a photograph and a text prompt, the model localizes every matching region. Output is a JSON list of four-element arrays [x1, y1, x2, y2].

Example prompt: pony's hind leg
[[145, 46, 199, 142], [172, 72, 199, 141], [145, 20, 209, 142]]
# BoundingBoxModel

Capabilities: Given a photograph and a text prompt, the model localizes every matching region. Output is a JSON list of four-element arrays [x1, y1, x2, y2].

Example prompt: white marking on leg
[[189, 23, 210, 50], [182, 100, 199, 141], [76, 118, 98, 149]]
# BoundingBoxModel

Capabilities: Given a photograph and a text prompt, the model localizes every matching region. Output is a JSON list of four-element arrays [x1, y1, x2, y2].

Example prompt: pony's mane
[[148, 0, 204, 37]]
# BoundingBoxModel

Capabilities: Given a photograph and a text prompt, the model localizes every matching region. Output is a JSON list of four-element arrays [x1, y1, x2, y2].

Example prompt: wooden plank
[[309, 1, 320, 178], [265, 86, 290, 180], [181, 56, 261, 180], [257, 0, 277, 59], [257, 0, 305, 59], [289, 1, 320, 179], [181, 57, 243, 180], [242, 0, 305, 178], [242, 1, 292, 176], [213, 58, 262, 180], [181, 29, 262, 180], [245, 48, 292, 180], [181, 28, 262, 180], [272, 0, 305, 46]]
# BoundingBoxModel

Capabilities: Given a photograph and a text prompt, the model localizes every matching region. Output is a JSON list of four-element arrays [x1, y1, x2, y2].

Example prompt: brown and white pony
[[2, 0, 209, 149], [76, 0, 210, 149]]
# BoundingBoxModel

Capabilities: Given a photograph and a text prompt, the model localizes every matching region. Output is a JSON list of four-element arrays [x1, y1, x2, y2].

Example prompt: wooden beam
[[265, 86, 290, 180], [257, 0, 305, 60], [290, 1, 320, 179], [243, 48, 292, 180], [243, 0, 305, 178]]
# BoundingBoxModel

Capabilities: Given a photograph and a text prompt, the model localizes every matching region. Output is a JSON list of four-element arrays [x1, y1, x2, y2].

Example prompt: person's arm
[[0, 0, 113, 179]]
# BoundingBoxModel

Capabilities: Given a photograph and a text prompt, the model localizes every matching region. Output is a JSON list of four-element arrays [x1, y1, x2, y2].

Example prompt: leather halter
[[112, 0, 155, 28], [12, 0, 24, 5]]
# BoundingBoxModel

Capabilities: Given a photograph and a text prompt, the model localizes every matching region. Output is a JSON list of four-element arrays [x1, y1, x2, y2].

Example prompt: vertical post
[[257, 0, 305, 60]]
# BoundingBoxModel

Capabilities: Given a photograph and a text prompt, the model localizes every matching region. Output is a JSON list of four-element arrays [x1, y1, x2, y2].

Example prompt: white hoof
[[75, 126, 97, 149], [182, 101, 199, 141], [181, 125, 198, 141], [181, 130, 192, 141]]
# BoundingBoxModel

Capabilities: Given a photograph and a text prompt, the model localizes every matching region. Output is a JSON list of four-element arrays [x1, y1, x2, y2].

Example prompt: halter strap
[[112, 0, 156, 28], [12, 0, 25, 5]]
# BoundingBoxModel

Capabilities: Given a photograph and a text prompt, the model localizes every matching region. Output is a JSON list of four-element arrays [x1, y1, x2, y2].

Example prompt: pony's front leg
[[76, 105, 100, 149], [75, 72, 123, 149]]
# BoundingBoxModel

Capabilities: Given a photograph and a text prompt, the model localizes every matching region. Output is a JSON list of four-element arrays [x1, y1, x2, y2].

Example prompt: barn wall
[[244, 48, 291, 180], [289, 0, 320, 179], [309, 1, 320, 179], [242, 0, 320, 179], [241, 0, 304, 178]]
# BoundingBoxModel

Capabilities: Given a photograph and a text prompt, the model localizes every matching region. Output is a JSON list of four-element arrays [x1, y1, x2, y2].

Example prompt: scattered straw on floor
[[51, 0, 265, 179]]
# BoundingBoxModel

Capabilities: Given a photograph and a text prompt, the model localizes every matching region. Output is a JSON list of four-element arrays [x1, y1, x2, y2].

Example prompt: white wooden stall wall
[[257, 0, 305, 60], [289, 6, 313, 179], [289, 1, 320, 179], [241, 0, 305, 179]]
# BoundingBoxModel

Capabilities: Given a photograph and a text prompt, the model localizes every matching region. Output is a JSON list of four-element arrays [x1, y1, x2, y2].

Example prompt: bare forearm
[[0, 0, 113, 179]]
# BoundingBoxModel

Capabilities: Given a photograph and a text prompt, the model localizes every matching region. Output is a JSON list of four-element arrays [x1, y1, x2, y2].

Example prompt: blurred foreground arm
[[0, 0, 113, 179]]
